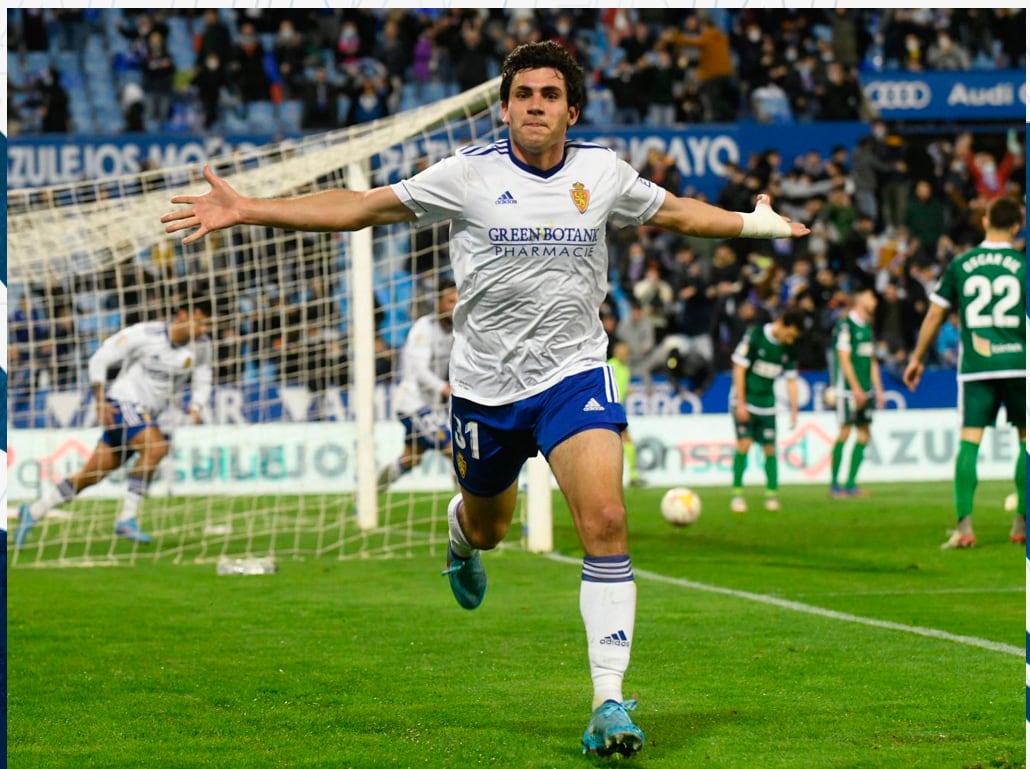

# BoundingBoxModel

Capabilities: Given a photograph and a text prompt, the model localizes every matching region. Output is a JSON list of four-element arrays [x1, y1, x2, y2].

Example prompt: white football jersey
[[391, 139, 666, 405], [87, 321, 213, 420], [393, 312, 452, 416]]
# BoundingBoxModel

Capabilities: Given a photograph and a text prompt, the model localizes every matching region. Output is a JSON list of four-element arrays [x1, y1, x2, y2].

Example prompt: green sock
[[764, 452, 778, 493], [733, 452, 747, 489], [831, 441, 845, 487], [625, 441, 639, 481], [954, 440, 979, 520], [845, 442, 866, 488], [1016, 441, 1026, 516]]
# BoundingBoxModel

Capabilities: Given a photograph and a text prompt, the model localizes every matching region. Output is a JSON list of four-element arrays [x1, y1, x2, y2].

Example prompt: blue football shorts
[[400, 407, 452, 451], [449, 366, 627, 497], [99, 399, 165, 459]]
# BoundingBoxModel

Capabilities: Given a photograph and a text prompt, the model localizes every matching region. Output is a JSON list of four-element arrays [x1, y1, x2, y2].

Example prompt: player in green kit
[[829, 286, 886, 498], [904, 196, 1026, 548], [729, 306, 805, 513], [608, 341, 644, 487]]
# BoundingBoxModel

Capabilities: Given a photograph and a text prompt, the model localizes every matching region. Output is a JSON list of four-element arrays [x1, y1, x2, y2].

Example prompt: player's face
[[437, 289, 458, 329], [173, 309, 210, 343], [856, 290, 877, 319], [501, 68, 579, 167], [777, 324, 801, 345]]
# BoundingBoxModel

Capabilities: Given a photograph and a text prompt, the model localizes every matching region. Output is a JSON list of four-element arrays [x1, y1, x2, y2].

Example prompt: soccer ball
[[660, 487, 702, 527], [823, 386, 837, 409]]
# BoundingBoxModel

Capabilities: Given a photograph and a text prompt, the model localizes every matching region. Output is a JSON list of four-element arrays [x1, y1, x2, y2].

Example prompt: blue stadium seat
[[8, 56, 26, 85], [421, 81, 447, 105], [583, 88, 614, 126], [60, 67, 85, 93], [25, 51, 51, 77], [54, 51, 80, 75], [247, 101, 277, 133], [223, 110, 250, 135], [70, 106, 95, 134], [279, 100, 302, 133]]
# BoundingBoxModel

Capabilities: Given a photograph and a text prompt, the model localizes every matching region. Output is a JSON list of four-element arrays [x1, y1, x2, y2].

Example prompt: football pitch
[[7, 480, 1024, 769]]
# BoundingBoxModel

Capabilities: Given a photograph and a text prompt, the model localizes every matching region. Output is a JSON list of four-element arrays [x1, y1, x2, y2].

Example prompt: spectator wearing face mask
[[664, 13, 738, 123], [926, 30, 971, 70], [230, 21, 271, 109], [191, 53, 227, 131], [956, 132, 1024, 203]]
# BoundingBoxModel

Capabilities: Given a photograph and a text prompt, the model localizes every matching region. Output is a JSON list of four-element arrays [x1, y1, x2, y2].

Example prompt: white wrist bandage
[[738, 205, 792, 239]]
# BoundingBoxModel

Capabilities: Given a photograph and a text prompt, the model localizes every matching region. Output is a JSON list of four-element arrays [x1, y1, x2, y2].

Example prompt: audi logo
[[864, 81, 932, 110]]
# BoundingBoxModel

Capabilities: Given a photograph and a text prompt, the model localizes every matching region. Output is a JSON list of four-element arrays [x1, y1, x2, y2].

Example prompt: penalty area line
[[543, 552, 1022, 657]]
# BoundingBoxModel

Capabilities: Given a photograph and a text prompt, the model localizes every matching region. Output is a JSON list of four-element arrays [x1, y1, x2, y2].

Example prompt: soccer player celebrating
[[376, 280, 458, 492], [15, 296, 213, 547], [729, 306, 804, 513], [162, 41, 809, 758], [904, 196, 1026, 549], [829, 286, 886, 498]]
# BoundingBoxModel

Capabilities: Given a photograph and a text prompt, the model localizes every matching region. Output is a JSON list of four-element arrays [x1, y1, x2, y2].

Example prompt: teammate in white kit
[[14, 298, 213, 547], [163, 41, 808, 758], [376, 279, 458, 492]]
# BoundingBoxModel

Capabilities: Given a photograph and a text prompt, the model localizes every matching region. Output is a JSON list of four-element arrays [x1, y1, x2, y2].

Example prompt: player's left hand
[[755, 193, 811, 239]]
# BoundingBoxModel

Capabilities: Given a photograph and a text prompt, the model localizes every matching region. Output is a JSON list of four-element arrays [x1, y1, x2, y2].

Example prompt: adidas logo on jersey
[[600, 629, 630, 647], [494, 190, 517, 205], [582, 398, 605, 412]]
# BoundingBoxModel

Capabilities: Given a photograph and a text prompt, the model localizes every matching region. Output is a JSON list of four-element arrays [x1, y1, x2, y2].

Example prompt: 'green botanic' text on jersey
[[832, 311, 875, 393], [931, 241, 1026, 381], [730, 324, 799, 414]]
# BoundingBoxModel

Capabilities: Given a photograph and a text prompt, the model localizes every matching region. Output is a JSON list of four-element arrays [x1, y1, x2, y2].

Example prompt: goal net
[[8, 77, 550, 568]]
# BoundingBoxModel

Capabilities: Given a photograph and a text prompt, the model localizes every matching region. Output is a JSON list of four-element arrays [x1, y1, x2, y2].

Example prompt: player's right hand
[[734, 404, 750, 423], [902, 359, 923, 392], [97, 400, 119, 427], [161, 164, 243, 245]]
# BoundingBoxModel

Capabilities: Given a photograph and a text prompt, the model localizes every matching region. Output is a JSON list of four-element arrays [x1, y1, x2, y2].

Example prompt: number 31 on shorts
[[452, 416, 481, 459]]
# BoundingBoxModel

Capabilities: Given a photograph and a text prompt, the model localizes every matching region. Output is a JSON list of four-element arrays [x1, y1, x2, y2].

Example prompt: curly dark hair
[[499, 41, 586, 113]]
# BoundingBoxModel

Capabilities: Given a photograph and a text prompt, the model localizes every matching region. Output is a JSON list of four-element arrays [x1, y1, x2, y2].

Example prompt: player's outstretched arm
[[647, 193, 810, 240], [162, 164, 415, 245]]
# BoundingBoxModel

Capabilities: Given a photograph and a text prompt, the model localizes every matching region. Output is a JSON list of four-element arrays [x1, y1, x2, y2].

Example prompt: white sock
[[580, 555, 636, 710], [376, 459, 405, 492], [447, 492, 475, 559], [117, 475, 148, 523], [29, 478, 75, 520]]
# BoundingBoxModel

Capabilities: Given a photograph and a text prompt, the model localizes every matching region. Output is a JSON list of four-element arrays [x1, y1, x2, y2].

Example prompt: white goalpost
[[7, 77, 554, 568]]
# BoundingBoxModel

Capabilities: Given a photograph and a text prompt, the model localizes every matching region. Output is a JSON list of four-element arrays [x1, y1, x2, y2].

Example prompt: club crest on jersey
[[456, 452, 467, 478], [570, 182, 589, 214], [184, 356, 192, 369]]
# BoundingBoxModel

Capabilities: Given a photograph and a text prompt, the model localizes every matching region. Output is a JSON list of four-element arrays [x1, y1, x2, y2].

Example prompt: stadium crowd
[[7, 8, 1027, 415], [7, 8, 1026, 134]]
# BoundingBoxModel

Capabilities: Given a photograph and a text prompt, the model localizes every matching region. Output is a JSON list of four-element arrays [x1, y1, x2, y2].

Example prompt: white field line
[[794, 586, 1024, 597], [544, 552, 1023, 658]]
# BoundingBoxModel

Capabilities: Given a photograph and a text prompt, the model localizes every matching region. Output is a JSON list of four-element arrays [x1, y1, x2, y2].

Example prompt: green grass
[[7, 481, 1025, 769]]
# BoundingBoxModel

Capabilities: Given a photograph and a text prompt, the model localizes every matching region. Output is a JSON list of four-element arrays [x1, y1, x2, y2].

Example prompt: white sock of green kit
[[580, 555, 637, 710]]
